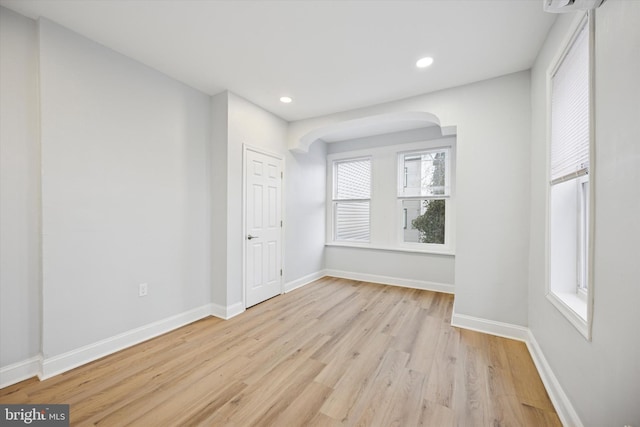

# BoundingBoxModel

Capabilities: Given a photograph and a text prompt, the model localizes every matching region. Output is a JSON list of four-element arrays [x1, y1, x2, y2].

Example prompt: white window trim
[[326, 138, 456, 256], [545, 11, 595, 341]]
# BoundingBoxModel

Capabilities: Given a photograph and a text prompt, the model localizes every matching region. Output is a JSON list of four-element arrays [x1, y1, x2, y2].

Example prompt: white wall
[[290, 71, 532, 326], [229, 93, 327, 303], [326, 126, 445, 155], [529, 3, 640, 426], [0, 10, 329, 379], [285, 139, 326, 284], [0, 7, 41, 369], [226, 93, 289, 305], [326, 246, 454, 289], [210, 92, 326, 307], [38, 19, 212, 358], [210, 92, 229, 308]]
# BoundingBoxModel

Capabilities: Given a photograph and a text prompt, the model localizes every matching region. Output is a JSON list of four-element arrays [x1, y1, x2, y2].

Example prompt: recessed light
[[416, 57, 434, 69], [280, 96, 293, 103]]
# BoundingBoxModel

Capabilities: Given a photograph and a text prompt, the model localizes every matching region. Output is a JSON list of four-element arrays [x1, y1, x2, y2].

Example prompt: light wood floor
[[1, 277, 561, 426]]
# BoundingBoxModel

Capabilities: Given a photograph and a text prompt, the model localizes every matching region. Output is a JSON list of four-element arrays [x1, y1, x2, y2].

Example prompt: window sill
[[546, 290, 591, 340], [325, 242, 455, 256]]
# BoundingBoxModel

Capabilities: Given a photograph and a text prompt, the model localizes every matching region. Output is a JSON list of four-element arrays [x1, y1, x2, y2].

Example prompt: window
[[398, 149, 450, 246], [327, 138, 455, 255], [548, 13, 593, 339], [332, 158, 371, 242]]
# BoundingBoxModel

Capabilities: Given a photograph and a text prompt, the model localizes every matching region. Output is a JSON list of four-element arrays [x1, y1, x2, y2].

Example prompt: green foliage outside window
[[411, 152, 446, 244], [411, 199, 445, 244]]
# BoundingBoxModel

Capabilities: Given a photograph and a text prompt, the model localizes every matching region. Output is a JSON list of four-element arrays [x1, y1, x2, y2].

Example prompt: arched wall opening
[[291, 111, 456, 153]]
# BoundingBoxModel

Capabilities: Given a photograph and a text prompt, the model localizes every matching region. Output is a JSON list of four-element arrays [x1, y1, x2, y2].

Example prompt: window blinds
[[334, 159, 371, 242], [335, 202, 370, 241], [335, 159, 371, 200], [550, 19, 590, 184]]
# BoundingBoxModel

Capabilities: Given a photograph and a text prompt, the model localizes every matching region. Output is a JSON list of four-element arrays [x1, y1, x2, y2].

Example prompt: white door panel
[[245, 149, 282, 308]]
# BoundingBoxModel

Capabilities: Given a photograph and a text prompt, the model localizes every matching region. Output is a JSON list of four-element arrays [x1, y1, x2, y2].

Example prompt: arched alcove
[[291, 111, 455, 153]]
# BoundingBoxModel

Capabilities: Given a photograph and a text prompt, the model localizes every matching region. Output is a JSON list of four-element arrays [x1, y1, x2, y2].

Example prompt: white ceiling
[[0, 0, 556, 122]]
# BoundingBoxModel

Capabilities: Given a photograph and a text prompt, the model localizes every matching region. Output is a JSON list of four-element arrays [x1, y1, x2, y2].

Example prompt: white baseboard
[[325, 269, 455, 294], [0, 355, 42, 389], [3, 300, 249, 388], [451, 305, 583, 427], [284, 270, 327, 293], [210, 303, 226, 319], [450, 308, 530, 342], [226, 302, 245, 319], [40, 303, 212, 380], [211, 301, 245, 320], [524, 330, 584, 427]]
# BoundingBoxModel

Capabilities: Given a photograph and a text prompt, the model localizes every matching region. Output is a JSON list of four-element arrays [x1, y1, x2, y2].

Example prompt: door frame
[[242, 144, 285, 309]]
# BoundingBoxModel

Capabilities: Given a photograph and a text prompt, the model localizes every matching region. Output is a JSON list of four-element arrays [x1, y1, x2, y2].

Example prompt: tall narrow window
[[398, 149, 450, 245], [333, 158, 371, 242], [548, 14, 593, 338]]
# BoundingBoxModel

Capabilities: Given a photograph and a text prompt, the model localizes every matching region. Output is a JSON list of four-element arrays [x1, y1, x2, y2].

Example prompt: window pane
[[403, 199, 445, 244], [335, 159, 370, 200], [401, 150, 447, 197], [550, 179, 580, 294], [335, 201, 370, 242], [578, 178, 589, 291]]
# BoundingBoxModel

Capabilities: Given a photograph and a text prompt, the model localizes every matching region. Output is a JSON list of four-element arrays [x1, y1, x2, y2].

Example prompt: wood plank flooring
[[0, 277, 562, 426]]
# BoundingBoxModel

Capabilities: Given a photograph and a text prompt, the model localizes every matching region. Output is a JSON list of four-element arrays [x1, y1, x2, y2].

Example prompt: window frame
[[576, 174, 589, 297], [396, 148, 452, 251], [326, 138, 455, 256], [545, 11, 595, 340], [331, 157, 372, 243]]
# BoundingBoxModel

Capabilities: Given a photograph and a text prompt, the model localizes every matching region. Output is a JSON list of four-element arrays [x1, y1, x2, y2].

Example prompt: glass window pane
[[578, 178, 589, 291], [403, 199, 445, 244], [335, 201, 370, 242], [335, 159, 371, 200], [401, 150, 447, 197]]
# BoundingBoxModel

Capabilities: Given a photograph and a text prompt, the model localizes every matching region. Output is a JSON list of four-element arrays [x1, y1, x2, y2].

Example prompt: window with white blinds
[[547, 13, 593, 339], [550, 17, 590, 184], [327, 138, 455, 253], [333, 158, 371, 242]]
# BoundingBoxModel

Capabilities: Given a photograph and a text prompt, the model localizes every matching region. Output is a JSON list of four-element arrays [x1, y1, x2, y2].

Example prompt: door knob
[[247, 234, 259, 240]]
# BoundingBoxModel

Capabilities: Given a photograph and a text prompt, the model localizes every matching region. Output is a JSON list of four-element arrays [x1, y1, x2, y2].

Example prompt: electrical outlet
[[138, 283, 148, 297]]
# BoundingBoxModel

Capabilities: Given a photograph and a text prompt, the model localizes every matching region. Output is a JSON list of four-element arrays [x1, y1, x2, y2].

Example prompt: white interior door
[[245, 148, 283, 308]]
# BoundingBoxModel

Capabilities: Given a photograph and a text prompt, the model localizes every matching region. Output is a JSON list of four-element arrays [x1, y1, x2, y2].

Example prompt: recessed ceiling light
[[416, 57, 434, 69], [280, 96, 293, 103]]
